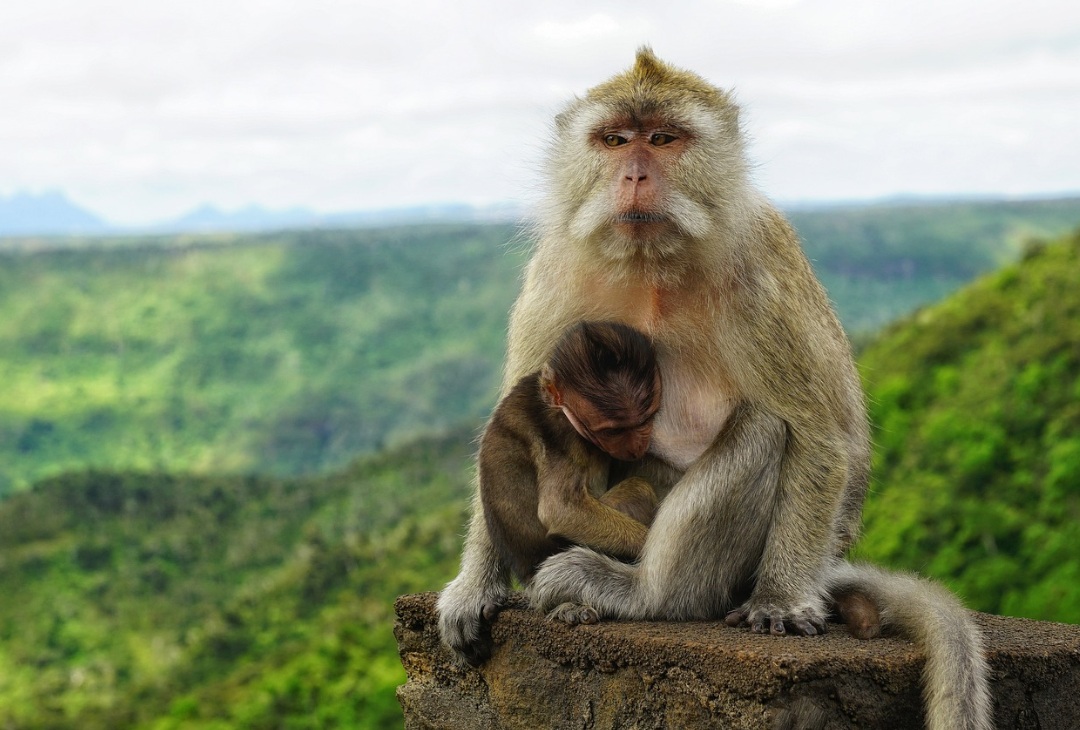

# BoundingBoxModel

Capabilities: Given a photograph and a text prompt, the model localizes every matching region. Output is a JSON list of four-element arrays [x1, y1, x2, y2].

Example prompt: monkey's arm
[[499, 253, 591, 395], [436, 490, 512, 666], [723, 429, 846, 635], [702, 218, 867, 635], [537, 464, 652, 560]]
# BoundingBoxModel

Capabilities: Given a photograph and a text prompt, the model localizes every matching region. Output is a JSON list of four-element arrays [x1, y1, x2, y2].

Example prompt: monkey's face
[[559, 379, 661, 462], [550, 109, 715, 264], [600, 121, 686, 239], [544, 51, 746, 268]]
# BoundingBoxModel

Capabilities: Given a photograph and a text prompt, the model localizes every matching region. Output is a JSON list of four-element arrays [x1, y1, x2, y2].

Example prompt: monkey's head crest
[[584, 46, 728, 114]]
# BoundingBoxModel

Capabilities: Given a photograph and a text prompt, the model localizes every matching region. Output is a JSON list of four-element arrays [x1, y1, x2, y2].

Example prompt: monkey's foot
[[547, 602, 599, 626], [529, 546, 637, 616], [724, 601, 827, 636]]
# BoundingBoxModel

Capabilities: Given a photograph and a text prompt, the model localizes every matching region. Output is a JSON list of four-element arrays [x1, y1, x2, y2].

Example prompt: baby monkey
[[479, 320, 661, 595]]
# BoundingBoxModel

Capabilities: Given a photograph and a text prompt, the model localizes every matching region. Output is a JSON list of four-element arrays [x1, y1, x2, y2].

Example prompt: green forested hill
[[0, 431, 475, 729], [856, 230, 1080, 623], [1, 197, 1079, 495], [789, 196, 1080, 337], [0, 225, 522, 494]]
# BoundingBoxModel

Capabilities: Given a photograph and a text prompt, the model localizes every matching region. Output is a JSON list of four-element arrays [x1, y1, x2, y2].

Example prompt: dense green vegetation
[[856, 230, 1080, 623], [0, 431, 474, 729], [3, 197, 1079, 494]]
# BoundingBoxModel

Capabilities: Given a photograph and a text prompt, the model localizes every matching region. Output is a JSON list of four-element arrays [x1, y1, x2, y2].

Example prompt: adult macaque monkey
[[438, 49, 991, 729]]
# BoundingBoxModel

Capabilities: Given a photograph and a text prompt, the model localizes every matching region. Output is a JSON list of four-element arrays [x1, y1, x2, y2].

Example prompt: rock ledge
[[395, 592, 1080, 729]]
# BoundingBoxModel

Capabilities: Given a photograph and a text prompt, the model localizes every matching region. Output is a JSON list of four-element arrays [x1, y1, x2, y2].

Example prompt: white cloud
[[533, 14, 624, 43], [0, 0, 1078, 223]]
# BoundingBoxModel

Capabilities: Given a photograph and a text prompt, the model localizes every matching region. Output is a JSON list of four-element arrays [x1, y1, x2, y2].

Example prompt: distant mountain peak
[[0, 190, 108, 235]]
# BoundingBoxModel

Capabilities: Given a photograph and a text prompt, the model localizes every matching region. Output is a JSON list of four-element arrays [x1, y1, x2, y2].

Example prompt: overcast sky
[[2, 0, 1078, 225]]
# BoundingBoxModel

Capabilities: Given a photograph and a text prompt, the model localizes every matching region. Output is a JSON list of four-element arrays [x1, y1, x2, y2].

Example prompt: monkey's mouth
[[615, 212, 668, 225]]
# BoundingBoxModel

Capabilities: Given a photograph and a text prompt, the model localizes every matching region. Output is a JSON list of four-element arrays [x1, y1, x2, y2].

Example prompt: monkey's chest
[[588, 281, 666, 332], [649, 359, 736, 471], [579, 273, 735, 469]]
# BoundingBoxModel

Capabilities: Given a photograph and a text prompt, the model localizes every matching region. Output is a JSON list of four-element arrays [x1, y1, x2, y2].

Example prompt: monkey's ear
[[539, 364, 563, 407]]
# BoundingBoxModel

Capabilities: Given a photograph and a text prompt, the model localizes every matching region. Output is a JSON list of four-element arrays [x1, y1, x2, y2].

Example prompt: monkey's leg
[[530, 404, 785, 621], [436, 490, 512, 665], [600, 477, 658, 526]]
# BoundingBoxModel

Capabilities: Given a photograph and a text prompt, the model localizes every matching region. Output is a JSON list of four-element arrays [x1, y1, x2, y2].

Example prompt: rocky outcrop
[[395, 592, 1080, 729]]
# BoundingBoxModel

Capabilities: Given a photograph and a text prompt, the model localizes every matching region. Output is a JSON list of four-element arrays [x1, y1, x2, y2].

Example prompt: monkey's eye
[[650, 133, 676, 146], [603, 134, 628, 147]]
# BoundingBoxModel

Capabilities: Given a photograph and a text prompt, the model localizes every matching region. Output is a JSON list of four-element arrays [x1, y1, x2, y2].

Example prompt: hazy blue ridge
[[0, 191, 108, 235]]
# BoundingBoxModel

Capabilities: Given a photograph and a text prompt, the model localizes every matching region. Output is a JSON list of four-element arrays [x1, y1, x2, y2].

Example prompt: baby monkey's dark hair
[[548, 321, 659, 419]]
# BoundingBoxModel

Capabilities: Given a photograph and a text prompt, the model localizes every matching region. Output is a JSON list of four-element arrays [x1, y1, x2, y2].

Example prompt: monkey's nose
[[624, 159, 648, 183]]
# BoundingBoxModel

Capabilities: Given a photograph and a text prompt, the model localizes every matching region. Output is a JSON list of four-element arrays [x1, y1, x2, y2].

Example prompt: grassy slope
[[856, 230, 1080, 622]]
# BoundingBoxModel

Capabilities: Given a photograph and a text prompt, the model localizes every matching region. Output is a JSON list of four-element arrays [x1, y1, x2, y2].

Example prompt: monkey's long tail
[[825, 561, 992, 730]]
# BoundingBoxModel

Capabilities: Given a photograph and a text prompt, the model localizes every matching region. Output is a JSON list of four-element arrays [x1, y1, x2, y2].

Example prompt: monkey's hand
[[435, 575, 507, 666], [724, 598, 827, 636]]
